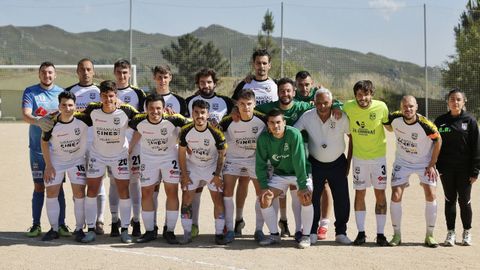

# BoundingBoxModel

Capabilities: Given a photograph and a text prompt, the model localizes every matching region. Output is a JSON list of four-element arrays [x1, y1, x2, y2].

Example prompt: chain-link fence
[[0, 2, 478, 121]]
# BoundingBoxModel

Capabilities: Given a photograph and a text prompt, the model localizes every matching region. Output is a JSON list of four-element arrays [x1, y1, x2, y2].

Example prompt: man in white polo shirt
[[295, 88, 353, 244]]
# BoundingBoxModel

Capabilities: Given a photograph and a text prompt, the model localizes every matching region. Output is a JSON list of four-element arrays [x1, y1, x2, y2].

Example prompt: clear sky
[[0, 0, 468, 66]]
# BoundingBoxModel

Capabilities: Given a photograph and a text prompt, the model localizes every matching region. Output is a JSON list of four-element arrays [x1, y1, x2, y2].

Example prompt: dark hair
[[446, 88, 467, 102], [152, 65, 172, 76], [295, 71, 311, 80], [39, 61, 55, 71], [266, 108, 284, 120], [353, 80, 375, 95], [114, 59, 131, 70], [252, 49, 271, 62], [99, 80, 117, 93], [145, 93, 165, 108], [77, 58, 94, 69], [192, 99, 210, 111], [195, 68, 218, 85], [58, 91, 76, 103], [277, 77, 295, 89], [237, 88, 256, 101]]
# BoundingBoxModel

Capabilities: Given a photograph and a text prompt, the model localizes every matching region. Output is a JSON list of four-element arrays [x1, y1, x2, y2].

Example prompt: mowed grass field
[[0, 122, 479, 270]]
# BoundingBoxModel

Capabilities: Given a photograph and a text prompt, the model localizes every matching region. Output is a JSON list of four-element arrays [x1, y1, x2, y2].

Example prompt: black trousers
[[439, 168, 473, 230], [309, 154, 350, 235]]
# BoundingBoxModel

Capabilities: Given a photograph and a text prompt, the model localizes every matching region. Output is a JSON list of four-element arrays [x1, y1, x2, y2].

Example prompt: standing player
[[129, 93, 189, 244], [219, 89, 267, 243], [113, 59, 146, 237], [65, 58, 106, 236], [384, 96, 441, 247], [294, 71, 334, 240], [185, 68, 233, 237], [230, 49, 278, 236], [81, 80, 138, 243], [256, 109, 314, 249], [232, 49, 278, 106], [178, 100, 227, 245], [343, 80, 389, 246], [40, 91, 90, 241], [295, 89, 353, 245], [150, 65, 188, 236], [21, 62, 69, 238], [151, 65, 187, 115]]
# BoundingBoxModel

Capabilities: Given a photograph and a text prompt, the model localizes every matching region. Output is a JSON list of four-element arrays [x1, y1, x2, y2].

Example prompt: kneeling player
[[256, 109, 314, 249], [178, 100, 227, 245], [385, 96, 442, 248], [219, 89, 267, 243], [40, 91, 90, 241], [129, 93, 189, 243]]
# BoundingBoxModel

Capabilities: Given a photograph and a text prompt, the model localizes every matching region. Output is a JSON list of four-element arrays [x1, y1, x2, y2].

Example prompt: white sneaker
[[297, 235, 311, 249], [310, 234, 318, 245], [462, 230, 472, 246], [335, 234, 352, 245], [444, 230, 456, 246]]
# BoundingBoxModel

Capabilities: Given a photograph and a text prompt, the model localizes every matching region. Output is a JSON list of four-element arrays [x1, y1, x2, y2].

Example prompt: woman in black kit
[[434, 89, 480, 247]]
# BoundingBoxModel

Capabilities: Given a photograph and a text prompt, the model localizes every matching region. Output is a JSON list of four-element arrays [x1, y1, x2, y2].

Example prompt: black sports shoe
[[136, 230, 156, 243], [376, 234, 389, 246], [162, 225, 167, 238], [294, 231, 303, 243], [164, 231, 179, 244], [41, 229, 59, 241], [131, 219, 141, 237], [353, 232, 366, 246], [215, 234, 227, 245], [110, 219, 121, 237], [73, 229, 86, 242], [278, 219, 291, 237], [234, 218, 245, 237]]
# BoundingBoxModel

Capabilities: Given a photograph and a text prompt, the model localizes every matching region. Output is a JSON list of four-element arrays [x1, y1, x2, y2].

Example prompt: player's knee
[[34, 183, 45, 192]]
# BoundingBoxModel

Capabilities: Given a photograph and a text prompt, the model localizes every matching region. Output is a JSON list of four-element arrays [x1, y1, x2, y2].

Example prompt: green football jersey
[[256, 101, 313, 126]]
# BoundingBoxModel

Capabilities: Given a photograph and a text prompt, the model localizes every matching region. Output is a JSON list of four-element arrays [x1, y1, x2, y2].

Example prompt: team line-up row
[[21, 51, 479, 249]]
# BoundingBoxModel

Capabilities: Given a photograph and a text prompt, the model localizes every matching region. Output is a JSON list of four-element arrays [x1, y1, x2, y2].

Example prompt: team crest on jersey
[[212, 103, 219, 110], [161, 128, 167, 135], [124, 96, 131, 103], [166, 103, 173, 108], [354, 166, 360, 175], [113, 117, 120, 125], [89, 93, 96, 100], [283, 143, 289, 152], [356, 121, 366, 128], [462, 123, 468, 130], [369, 112, 376, 120], [411, 132, 418, 140], [74, 128, 80, 135], [204, 139, 210, 146], [394, 164, 401, 172], [252, 127, 258, 134], [265, 86, 271, 93], [330, 121, 336, 129]]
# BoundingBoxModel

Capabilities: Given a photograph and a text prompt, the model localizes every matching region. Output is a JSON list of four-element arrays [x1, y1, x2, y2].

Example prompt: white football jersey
[[84, 103, 138, 158], [219, 112, 266, 162], [65, 83, 101, 110], [129, 113, 189, 162], [186, 94, 233, 126], [42, 113, 90, 166], [234, 79, 278, 105], [179, 123, 226, 168]]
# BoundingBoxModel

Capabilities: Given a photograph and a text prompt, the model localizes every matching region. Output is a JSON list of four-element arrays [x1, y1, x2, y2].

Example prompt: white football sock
[[85, 196, 98, 229], [390, 201, 402, 235], [355, 211, 366, 232], [261, 206, 279, 234], [74, 197, 85, 231], [223, 196, 234, 231], [301, 204, 314, 236], [425, 200, 437, 236], [166, 210, 178, 232], [290, 189, 302, 232], [119, 198, 132, 228], [46, 197, 60, 231], [142, 210, 155, 231]]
